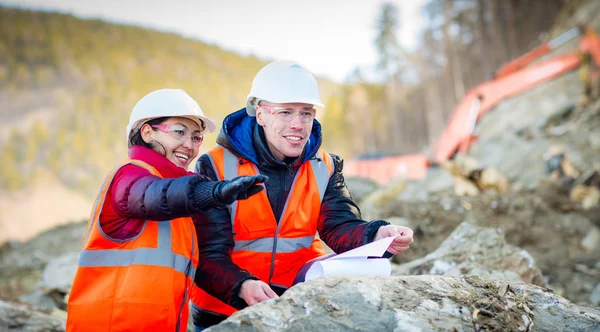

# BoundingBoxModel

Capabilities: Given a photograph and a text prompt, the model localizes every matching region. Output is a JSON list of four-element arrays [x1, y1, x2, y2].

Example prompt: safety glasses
[[258, 105, 316, 123], [151, 124, 204, 147]]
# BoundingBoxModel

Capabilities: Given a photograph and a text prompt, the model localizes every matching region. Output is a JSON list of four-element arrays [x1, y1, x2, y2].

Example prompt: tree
[[0, 144, 25, 191], [374, 2, 403, 151], [320, 94, 349, 156]]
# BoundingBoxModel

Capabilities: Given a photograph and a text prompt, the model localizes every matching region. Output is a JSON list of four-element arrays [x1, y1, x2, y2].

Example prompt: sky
[[1, 0, 426, 82]]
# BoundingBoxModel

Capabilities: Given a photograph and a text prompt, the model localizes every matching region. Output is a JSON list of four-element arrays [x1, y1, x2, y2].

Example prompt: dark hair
[[128, 117, 169, 155]]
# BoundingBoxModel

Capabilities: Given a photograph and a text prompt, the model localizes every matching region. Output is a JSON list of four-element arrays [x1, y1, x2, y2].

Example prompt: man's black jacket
[[193, 108, 388, 311]]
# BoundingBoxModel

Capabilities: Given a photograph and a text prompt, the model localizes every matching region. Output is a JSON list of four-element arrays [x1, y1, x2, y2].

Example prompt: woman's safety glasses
[[151, 124, 204, 147]]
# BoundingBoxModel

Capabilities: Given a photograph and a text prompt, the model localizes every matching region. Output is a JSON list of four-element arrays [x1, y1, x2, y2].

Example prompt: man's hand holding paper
[[374, 225, 414, 254], [299, 225, 414, 283]]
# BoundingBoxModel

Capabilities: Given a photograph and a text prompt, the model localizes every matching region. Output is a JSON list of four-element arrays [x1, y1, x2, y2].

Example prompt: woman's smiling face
[[141, 116, 203, 169]]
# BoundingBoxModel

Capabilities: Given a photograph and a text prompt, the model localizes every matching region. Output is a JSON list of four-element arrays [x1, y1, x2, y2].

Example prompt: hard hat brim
[[196, 115, 217, 134]]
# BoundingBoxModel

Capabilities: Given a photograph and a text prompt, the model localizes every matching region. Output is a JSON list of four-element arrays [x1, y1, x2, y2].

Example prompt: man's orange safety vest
[[190, 147, 333, 317], [67, 160, 198, 332]]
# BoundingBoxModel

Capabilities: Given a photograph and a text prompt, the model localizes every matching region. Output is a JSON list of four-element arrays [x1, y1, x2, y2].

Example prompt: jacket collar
[[217, 108, 322, 168], [128, 145, 192, 178]]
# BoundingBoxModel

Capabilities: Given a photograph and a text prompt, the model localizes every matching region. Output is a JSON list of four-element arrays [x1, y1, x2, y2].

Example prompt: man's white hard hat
[[126, 89, 216, 140], [246, 60, 324, 116]]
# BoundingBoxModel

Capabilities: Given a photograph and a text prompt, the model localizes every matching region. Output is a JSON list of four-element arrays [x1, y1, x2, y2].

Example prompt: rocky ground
[[2, 2, 600, 330], [209, 275, 599, 332], [356, 179, 600, 307], [2, 76, 600, 332], [347, 61, 600, 309], [2, 86, 600, 332]]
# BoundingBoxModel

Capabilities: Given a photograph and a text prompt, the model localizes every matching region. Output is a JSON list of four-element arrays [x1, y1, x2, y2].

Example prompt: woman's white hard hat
[[126, 89, 216, 140], [246, 60, 324, 116]]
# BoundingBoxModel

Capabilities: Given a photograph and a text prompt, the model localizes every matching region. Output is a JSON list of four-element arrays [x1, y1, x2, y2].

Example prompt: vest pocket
[[112, 265, 177, 329], [112, 301, 170, 331], [67, 301, 113, 331]]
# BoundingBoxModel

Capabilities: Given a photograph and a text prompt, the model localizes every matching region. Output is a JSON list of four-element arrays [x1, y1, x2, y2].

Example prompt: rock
[[570, 184, 599, 206], [581, 226, 600, 252], [359, 178, 406, 220], [17, 252, 81, 311], [208, 275, 600, 332], [582, 187, 600, 209], [589, 131, 600, 148], [418, 167, 455, 194], [19, 291, 59, 311], [344, 176, 381, 204], [392, 222, 546, 286], [0, 221, 85, 300], [385, 217, 413, 231], [441, 153, 480, 178], [476, 167, 510, 193], [356, 183, 600, 305], [372, 167, 455, 204], [41, 252, 79, 294], [0, 299, 65, 331], [591, 284, 600, 306], [394, 182, 430, 202], [452, 175, 480, 196]]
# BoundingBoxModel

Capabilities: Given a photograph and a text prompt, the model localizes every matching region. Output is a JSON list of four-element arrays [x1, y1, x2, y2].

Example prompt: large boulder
[[0, 300, 65, 332], [393, 222, 546, 286], [360, 186, 600, 305], [0, 221, 85, 301], [19, 252, 81, 310], [344, 176, 381, 204], [208, 275, 600, 332], [469, 83, 600, 190], [40, 252, 79, 295]]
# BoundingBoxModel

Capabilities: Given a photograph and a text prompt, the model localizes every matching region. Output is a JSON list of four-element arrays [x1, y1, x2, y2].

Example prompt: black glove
[[213, 175, 268, 205]]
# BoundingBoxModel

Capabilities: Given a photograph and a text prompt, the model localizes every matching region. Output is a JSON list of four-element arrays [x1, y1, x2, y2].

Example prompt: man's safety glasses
[[258, 105, 316, 123]]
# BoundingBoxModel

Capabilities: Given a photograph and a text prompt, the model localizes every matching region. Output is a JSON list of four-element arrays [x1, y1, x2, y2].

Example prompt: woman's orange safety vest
[[190, 147, 333, 317], [67, 160, 198, 332]]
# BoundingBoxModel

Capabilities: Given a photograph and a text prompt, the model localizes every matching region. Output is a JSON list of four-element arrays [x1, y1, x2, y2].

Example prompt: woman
[[66, 89, 266, 332]]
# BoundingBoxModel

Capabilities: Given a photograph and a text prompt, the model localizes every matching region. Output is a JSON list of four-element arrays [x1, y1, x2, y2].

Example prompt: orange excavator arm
[[434, 25, 600, 163], [495, 27, 582, 78], [343, 25, 600, 185]]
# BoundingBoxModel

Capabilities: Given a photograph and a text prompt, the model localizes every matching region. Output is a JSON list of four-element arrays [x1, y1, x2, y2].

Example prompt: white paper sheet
[[333, 236, 396, 259], [304, 236, 396, 281]]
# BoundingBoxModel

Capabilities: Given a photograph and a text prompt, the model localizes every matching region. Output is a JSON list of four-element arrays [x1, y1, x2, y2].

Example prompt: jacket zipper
[[268, 164, 296, 284], [175, 224, 194, 332]]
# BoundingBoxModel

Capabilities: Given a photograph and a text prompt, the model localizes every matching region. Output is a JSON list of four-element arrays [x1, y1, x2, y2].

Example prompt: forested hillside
[[0, 6, 339, 196], [0, 1, 587, 243], [0, 1, 575, 196]]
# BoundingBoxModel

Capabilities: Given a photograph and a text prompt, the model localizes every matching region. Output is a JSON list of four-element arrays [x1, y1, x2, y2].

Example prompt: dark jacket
[[193, 109, 388, 316], [101, 145, 219, 240]]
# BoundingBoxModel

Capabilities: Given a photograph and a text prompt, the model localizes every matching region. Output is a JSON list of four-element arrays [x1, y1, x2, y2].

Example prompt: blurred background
[[0, 0, 584, 243], [1, 0, 600, 327]]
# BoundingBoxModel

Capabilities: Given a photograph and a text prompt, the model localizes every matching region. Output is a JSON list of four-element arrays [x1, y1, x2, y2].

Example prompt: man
[[190, 60, 413, 329]]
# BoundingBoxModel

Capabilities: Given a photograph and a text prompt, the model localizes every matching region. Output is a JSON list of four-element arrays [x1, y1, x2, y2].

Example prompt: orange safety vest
[[67, 160, 198, 332], [189, 147, 333, 317]]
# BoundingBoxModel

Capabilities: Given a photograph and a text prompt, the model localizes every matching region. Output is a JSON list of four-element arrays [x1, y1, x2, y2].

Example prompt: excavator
[[343, 25, 600, 185]]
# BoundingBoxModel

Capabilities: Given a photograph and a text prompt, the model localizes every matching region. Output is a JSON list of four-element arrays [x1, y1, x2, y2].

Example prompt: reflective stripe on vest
[[207, 147, 333, 235], [234, 235, 315, 252], [78, 221, 196, 278]]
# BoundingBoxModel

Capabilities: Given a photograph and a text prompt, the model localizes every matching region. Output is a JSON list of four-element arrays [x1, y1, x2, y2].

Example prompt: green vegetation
[[0, 6, 342, 196]]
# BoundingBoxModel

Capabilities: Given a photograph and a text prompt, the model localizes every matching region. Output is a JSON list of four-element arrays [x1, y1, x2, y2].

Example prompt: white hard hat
[[246, 60, 324, 116], [126, 89, 216, 140]]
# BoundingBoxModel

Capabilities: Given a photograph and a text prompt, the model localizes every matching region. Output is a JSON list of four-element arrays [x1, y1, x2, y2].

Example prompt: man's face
[[256, 101, 316, 161]]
